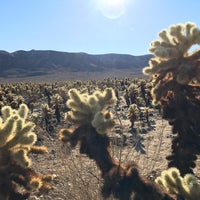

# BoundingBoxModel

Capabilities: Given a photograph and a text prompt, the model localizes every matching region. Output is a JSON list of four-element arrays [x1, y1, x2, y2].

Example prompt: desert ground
[[0, 77, 199, 200]]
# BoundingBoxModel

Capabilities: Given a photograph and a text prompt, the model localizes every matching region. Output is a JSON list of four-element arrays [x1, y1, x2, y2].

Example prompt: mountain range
[[0, 50, 152, 80]]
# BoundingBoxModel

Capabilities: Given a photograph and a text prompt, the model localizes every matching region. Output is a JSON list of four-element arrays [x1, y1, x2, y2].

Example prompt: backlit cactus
[[127, 103, 139, 128], [60, 89, 174, 200], [142, 22, 200, 176], [156, 167, 200, 200], [65, 88, 116, 134], [0, 104, 52, 199], [0, 104, 37, 167], [143, 22, 200, 104]]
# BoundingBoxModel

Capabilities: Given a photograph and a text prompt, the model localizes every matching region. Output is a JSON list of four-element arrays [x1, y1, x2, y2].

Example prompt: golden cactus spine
[[60, 88, 174, 200], [0, 104, 53, 200], [142, 22, 200, 175], [156, 167, 200, 200], [65, 88, 116, 134]]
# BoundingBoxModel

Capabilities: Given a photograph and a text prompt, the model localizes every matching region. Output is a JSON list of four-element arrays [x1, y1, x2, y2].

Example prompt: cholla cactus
[[0, 104, 37, 167], [156, 167, 200, 200], [0, 104, 52, 199], [143, 22, 200, 104], [66, 88, 116, 134], [140, 107, 152, 123], [143, 22, 200, 176], [127, 104, 139, 128], [51, 93, 63, 106], [60, 89, 174, 200], [41, 103, 53, 133], [128, 83, 139, 104], [51, 94, 63, 124]]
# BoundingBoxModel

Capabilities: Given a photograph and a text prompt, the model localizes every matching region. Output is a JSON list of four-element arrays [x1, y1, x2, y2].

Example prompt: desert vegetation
[[0, 22, 200, 200]]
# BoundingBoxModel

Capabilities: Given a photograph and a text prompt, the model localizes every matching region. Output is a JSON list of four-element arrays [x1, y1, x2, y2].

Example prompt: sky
[[1, 0, 200, 56]]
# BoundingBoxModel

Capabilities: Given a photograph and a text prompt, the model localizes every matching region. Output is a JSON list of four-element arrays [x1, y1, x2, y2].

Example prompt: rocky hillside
[[0, 50, 152, 79]]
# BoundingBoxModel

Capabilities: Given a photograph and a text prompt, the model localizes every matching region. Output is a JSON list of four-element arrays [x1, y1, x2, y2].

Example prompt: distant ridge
[[0, 50, 152, 80]]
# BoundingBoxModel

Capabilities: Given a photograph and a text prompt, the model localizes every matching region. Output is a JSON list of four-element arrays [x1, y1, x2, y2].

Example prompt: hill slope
[[0, 50, 152, 79]]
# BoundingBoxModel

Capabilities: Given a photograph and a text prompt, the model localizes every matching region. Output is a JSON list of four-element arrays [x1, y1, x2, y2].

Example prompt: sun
[[97, 0, 126, 19]]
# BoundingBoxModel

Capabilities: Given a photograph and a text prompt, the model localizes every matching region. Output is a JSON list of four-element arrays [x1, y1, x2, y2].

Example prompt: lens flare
[[98, 0, 126, 19]]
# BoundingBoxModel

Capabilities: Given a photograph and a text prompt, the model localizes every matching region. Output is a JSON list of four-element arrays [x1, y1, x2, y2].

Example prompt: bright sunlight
[[97, 0, 127, 19]]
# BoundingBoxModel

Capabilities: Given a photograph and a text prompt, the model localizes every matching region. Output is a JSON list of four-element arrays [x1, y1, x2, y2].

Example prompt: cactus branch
[[0, 104, 53, 199], [143, 22, 200, 175], [60, 88, 174, 199]]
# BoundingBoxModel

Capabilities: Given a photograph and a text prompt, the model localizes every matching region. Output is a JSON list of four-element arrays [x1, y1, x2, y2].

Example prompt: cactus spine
[[60, 88, 174, 200], [65, 88, 116, 134], [156, 167, 200, 200], [143, 22, 200, 175], [0, 104, 52, 199]]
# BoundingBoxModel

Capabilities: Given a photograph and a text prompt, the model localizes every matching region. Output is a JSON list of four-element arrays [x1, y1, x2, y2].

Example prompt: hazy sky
[[1, 0, 200, 55]]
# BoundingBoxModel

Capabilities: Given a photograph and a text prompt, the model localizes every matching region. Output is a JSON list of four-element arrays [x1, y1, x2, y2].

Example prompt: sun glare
[[97, 0, 127, 19]]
